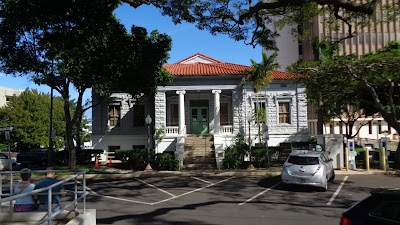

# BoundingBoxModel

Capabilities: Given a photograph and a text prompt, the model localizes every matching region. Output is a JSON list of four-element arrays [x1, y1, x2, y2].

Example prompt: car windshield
[[288, 156, 319, 165]]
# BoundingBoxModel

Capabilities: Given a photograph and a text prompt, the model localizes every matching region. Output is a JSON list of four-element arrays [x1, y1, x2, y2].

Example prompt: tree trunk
[[63, 98, 76, 170], [317, 107, 324, 135]]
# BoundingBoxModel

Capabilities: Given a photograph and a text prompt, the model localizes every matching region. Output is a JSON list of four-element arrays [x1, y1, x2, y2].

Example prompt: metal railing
[[0, 169, 89, 225]]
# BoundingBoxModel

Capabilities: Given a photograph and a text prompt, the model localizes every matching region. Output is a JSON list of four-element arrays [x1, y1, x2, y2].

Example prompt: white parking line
[[192, 176, 213, 184], [238, 181, 282, 206], [95, 194, 153, 205], [76, 181, 99, 195], [152, 177, 234, 205], [327, 176, 348, 206], [135, 178, 176, 197], [77, 181, 152, 205]]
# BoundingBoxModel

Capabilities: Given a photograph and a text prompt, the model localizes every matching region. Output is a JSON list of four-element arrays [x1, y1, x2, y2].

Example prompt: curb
[[77, 168, 399, 179]]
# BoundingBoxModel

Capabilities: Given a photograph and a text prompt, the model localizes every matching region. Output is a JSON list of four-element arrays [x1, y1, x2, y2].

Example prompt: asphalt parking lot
[[75, 174, 400, 225]]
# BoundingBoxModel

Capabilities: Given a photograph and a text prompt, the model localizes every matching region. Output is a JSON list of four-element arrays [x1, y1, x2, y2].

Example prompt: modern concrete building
[[266, 0, 400, 142], [0, 86, 23, 108]]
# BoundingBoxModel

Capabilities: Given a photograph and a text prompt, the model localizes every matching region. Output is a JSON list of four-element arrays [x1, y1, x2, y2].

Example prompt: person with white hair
[[13, 168, 37, 212]]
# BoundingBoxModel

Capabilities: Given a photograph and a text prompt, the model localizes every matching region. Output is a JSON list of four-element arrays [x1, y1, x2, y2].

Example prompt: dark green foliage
[[123, 0, 398, 48], [115, 149, 148, 170], [222, 133, 285, 169], [0, 89, 66, 151], [115, 149, 179, 171], [154, 152, 179, 171], [223, 133, 248, 169], [0, 0, 172, 169], [251, 147, 268, 168]]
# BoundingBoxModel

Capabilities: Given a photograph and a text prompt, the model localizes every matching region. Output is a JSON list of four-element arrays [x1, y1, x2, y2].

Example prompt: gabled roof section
[[176, 52, 222, 64], [163, 53, 301, 79]]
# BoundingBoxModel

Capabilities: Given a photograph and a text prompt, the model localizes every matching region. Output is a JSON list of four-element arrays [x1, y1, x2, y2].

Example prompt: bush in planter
[[251, 147, 268, 168], [115, 149, 149, 170], [115, 149, 131, 163], [154, 152, 179, 171], [222, 133, 248, 169]]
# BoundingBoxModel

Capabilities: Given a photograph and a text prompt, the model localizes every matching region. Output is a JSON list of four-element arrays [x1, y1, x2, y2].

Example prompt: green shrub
[[115, 149, 149, 170], [115, 149, 131, 163], [154, 152, 179, 171], [223, 146, 242, 169], [251, 147, 268, 167], [222, 133, 248, 169]]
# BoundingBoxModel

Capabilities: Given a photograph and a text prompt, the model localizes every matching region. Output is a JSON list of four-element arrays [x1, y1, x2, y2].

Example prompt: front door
[[190, 107, 208, 134]]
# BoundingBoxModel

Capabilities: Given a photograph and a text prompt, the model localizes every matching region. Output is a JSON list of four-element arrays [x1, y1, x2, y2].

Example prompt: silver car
[[281, 150, 335, 192], [0, 152, 17, 171]]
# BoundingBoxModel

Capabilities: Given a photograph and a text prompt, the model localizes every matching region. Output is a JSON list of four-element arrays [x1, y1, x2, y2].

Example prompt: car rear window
[[288, 156, 319, 165]]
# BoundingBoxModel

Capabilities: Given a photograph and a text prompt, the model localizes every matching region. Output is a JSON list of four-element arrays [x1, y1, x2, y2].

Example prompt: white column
[[176, 90, 186, 134], [212, 90, 221, 134]]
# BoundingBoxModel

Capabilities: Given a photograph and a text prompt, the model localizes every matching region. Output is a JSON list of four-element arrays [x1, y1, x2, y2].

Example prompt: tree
[[0, 89, 65, 151], [288, 38, 376, 140], [292, 42, 400, 167], [0, 0, 172, 169], [290, 56, 377, 140], [122, 0, 399, 48], [244, 53, 279, 143]]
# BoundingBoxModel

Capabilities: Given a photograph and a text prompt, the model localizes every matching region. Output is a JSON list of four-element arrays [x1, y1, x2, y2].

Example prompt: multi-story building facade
[[0, 86, 23, 108], [266, 0, 400, 143]]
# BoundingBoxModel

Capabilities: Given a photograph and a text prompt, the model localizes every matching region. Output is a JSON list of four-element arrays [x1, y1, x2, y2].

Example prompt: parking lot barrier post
[[345, 147, 349, 171], [365, 147, 370, 171], [381, 147, 386, 171]]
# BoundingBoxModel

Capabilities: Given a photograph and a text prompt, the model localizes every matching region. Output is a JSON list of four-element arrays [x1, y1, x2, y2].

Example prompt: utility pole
[[48, 88, 54, 166]]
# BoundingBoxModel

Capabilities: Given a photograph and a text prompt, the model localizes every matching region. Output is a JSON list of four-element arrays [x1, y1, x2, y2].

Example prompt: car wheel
[[329, 170, 335, 182], [320, 178, 328, 192]]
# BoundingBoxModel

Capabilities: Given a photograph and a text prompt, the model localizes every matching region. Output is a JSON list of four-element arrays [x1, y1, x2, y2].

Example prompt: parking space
[[2, 173, 399, 224], [79, 174, 400, 225]]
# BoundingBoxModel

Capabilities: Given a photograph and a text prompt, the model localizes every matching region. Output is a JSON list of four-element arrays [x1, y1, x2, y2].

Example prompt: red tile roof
[[163, 53, 300, 80]]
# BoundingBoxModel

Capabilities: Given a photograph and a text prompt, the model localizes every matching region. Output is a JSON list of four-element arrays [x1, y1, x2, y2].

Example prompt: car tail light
[[340, 214, 351, 225]]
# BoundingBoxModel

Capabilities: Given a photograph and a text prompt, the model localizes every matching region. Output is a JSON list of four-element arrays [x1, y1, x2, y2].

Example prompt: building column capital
[[212, 89, 221, 94], [176, 90, 186, 95]]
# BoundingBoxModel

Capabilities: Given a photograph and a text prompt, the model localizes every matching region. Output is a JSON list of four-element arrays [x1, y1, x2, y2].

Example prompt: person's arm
[[32, 194, 39, 201], [32, 183, 40, 201], [59, 183, 66, 197], [59, 188, 66, 197]]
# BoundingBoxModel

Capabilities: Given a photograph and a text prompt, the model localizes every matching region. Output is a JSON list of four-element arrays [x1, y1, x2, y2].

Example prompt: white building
[[91, 53, 309, 166], [0, 86, 23, 108]]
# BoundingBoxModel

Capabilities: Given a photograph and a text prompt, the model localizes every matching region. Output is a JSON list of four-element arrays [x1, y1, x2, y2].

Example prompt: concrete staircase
[[183, 135, 216, 170]]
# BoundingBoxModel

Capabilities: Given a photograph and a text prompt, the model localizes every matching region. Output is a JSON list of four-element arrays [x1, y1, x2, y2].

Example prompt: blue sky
[[0, 3, 262, 118]]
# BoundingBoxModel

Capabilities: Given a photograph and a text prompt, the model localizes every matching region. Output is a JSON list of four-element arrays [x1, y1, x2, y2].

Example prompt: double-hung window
[[108, 104, 121, 127], [220, 102, 229, 125], [170, 104, 179, 126], [252, 99, 266, 124], [278, 100, 291, 124]]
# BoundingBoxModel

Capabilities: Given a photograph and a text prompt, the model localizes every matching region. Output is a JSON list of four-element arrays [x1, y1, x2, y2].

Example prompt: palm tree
[[244, 52, 279, 143], [243, 53, 279, 170]]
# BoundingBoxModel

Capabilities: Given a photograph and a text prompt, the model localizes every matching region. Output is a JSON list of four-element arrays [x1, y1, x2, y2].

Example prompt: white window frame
[[276, 97, 292, 125], [251, 95, 267, 124]]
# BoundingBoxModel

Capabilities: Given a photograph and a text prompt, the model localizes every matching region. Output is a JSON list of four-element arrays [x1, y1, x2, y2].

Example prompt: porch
[[155, 89, 237, 137]]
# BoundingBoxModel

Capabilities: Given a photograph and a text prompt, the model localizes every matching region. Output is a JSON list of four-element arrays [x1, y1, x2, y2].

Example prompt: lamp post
[[247, 113, 252, 147], [145, 114, 153, 172], [247, 113, 255, 170]]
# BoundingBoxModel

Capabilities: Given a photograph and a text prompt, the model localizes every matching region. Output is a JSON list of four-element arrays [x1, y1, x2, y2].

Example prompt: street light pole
[[48, 87, 54, 166], [145, 114, 153, 172]]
